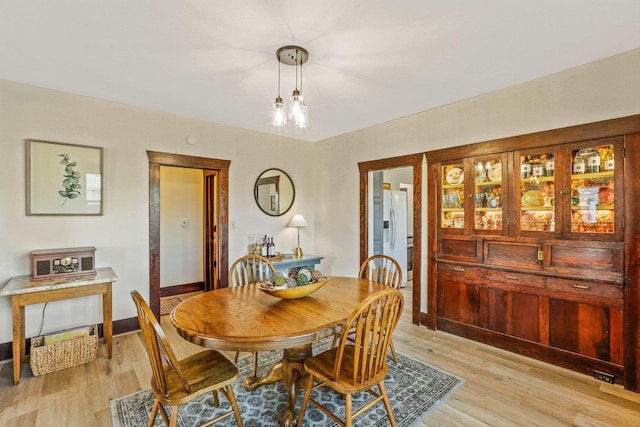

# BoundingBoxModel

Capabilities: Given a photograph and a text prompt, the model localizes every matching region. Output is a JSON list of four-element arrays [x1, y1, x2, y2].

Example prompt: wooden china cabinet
[[425, 115, 640, 392]]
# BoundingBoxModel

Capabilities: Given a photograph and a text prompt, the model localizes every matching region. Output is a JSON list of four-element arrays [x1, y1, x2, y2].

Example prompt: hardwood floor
[[0, 287, 638, 426]]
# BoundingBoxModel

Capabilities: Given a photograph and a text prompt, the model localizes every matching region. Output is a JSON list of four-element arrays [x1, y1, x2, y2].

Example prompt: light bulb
[[272, 97, 286, 127]]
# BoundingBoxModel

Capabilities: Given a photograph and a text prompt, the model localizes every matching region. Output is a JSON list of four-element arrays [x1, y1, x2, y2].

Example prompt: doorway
[[147, 151, 230, 319], [358, 154, 423, 325]]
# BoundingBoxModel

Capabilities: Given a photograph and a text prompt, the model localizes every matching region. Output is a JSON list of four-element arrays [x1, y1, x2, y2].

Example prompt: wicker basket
[[30, 325, 98, 376]]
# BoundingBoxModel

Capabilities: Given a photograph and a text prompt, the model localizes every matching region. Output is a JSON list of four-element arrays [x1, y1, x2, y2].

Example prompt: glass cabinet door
[[472, 155, 506, 234], [517, 150, 558, 236], [440, 162, 465, 231], [568, 139, 620, 238]]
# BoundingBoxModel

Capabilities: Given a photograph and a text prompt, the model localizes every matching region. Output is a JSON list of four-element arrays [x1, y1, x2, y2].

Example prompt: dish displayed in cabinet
[[487, 163, 502, 182], [475, 166, 486, 183], [446, 167, 464, 185]]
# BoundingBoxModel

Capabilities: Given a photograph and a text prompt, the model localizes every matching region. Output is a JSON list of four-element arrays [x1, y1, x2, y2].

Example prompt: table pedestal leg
[[242, 360, 283, 391], [279, 344, 312, 427]]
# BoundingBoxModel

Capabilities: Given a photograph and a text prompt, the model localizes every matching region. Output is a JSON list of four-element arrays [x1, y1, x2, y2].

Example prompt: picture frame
[[27, 139, 103, 215]]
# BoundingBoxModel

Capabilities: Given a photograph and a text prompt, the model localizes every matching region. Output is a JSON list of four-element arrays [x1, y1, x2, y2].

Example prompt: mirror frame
[[254, 168, 295, 217]]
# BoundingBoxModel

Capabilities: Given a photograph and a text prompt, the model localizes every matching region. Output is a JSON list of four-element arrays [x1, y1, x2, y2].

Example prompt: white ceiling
[[1, 1, 639, 142]]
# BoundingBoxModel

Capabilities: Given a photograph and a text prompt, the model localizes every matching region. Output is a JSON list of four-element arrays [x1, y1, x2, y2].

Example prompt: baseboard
[[0, 316, 140, 362], [160, 281, 204, 297]]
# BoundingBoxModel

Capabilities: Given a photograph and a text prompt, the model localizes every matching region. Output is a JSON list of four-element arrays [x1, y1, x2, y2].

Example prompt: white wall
[[0, 48, 639, 344], [160, 166, 203, 287], [0, 80, 316, 343], [314, 49, 640, 309]]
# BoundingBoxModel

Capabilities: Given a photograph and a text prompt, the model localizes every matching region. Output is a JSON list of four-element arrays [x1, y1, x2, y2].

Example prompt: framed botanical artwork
[[27, 139, 103, 215]]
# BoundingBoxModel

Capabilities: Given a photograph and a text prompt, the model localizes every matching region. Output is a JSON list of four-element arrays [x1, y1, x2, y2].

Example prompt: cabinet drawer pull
[[505, 275, 519, 280], [571, 284, 590, 290], [453, 267, 465, 272]]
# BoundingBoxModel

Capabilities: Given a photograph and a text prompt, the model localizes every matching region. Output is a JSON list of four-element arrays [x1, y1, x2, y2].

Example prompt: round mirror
[[254, 168, 295, 216]]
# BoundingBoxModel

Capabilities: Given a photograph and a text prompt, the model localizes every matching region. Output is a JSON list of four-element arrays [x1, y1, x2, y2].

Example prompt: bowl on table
[[258, 277, 329, 299]]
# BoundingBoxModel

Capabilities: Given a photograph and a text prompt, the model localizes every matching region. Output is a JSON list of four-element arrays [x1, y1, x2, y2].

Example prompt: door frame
[[358, 153, 423, 325], [147, 151, 230, 319]]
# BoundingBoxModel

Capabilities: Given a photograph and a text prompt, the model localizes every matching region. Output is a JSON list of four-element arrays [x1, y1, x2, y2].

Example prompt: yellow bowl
[[259, 278, 329, 299]]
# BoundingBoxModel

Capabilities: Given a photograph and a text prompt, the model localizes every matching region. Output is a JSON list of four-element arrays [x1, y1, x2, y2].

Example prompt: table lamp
[[287, 214, 308, 259]]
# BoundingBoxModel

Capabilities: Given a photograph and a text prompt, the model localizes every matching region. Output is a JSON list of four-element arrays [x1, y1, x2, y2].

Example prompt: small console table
[[0, 266, 117, 384], [270, 254, 324, 276]]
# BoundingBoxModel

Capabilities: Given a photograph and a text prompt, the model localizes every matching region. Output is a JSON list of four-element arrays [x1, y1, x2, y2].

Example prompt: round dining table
[[170, 276, 386, 427]]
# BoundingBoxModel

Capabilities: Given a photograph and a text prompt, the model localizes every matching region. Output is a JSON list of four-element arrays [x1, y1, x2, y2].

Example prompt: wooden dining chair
[[296, 288, 404, 427], [131, 291, 244, 427], [331, 254, 402, 361], [359, 254, 402, 362], [359, 254, 402, 290], [228, 254, 276, 377]]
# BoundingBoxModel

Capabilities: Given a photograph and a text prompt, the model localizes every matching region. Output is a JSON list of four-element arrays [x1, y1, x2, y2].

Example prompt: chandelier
[[272, 46, 308, 129]]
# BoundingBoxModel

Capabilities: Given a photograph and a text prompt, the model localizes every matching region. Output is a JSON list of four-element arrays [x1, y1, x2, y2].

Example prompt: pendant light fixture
[[272, 45, 308, 129]]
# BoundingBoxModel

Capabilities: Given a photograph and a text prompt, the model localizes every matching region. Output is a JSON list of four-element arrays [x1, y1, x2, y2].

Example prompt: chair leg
[[225, 384, 244, 427], [389, 339, 398, 363], [233, 351, 240, 363], [169, 405, 180, 427], [148, 399, 161, 427], [378, 381, 396, 427], [252, 352, 258, 377], [345, 393, 353, 427], [296, 373, 315, 426], [212, 390, 220, 407]]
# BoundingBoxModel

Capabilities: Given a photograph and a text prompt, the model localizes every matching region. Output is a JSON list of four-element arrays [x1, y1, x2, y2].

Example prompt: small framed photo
[[27, 139, 103, 215]]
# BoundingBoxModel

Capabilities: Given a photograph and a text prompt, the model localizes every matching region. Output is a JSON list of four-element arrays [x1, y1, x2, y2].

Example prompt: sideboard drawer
[[546, 277, 623, 306], [484, 269, 545, 290], [437, 263, 485, 283]]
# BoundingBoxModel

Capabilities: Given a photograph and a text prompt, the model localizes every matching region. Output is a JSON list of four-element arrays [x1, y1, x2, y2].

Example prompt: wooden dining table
[[170, 276, 386, 427]]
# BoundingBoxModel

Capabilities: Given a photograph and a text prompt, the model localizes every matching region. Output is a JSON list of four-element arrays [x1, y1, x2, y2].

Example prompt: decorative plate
[[475, 167, 486, 183], [488, 163, 502, 182], [521, 190, 545, 208], [259, 278, 329, 299], [446, 167, 464, 185]]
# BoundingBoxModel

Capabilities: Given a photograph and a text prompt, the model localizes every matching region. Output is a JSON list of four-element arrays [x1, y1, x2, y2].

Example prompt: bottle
[[572, 151, 585, 175], [532, 160, 544, 178], [583, 148, 600, 173], [602, 147, 615, 172], [268, 237, 276, 257], [521, 159, 532, 179], [261, 235, 268, 257], [545, 156, 555, 177]]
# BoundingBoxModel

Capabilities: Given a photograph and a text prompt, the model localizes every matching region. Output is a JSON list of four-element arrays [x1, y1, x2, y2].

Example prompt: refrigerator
[[383, 189, 408, 287]]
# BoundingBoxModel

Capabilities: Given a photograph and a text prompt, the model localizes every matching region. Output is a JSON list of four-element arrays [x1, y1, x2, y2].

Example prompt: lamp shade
[[288, 214, 308, 228]]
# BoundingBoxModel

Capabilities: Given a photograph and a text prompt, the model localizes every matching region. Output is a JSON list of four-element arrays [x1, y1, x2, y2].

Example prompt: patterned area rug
[[111, 341, 464, 426]]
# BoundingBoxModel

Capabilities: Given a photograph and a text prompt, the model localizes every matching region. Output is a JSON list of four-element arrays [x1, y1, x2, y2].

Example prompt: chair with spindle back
[[358, 254, 402, 362], [131, 290, 243, 427], [296, 288, 404, 427], [228, 254, 276, 377]]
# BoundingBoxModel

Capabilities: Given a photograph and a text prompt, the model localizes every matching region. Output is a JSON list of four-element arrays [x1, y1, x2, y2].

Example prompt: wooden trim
[[147, 151, 230, 320], [424, 114, 640, 163], [147, 151, 231, 170], [624, 132, 640, 392], [160, 282, 204, 298], [358, 152, 424, 325], [148, 162, 161, 318], [426, 161, 438, 330]]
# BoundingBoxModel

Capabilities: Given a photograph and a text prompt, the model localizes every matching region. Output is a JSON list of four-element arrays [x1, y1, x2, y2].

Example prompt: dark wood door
[[204, 170, 218, 291]]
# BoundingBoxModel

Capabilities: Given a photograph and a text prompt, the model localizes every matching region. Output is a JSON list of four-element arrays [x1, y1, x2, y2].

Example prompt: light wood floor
[[1, 287, 639, 426]]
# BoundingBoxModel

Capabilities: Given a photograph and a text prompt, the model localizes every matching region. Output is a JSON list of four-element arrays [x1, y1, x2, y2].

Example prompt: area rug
[[111, 342, 464, 426]]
